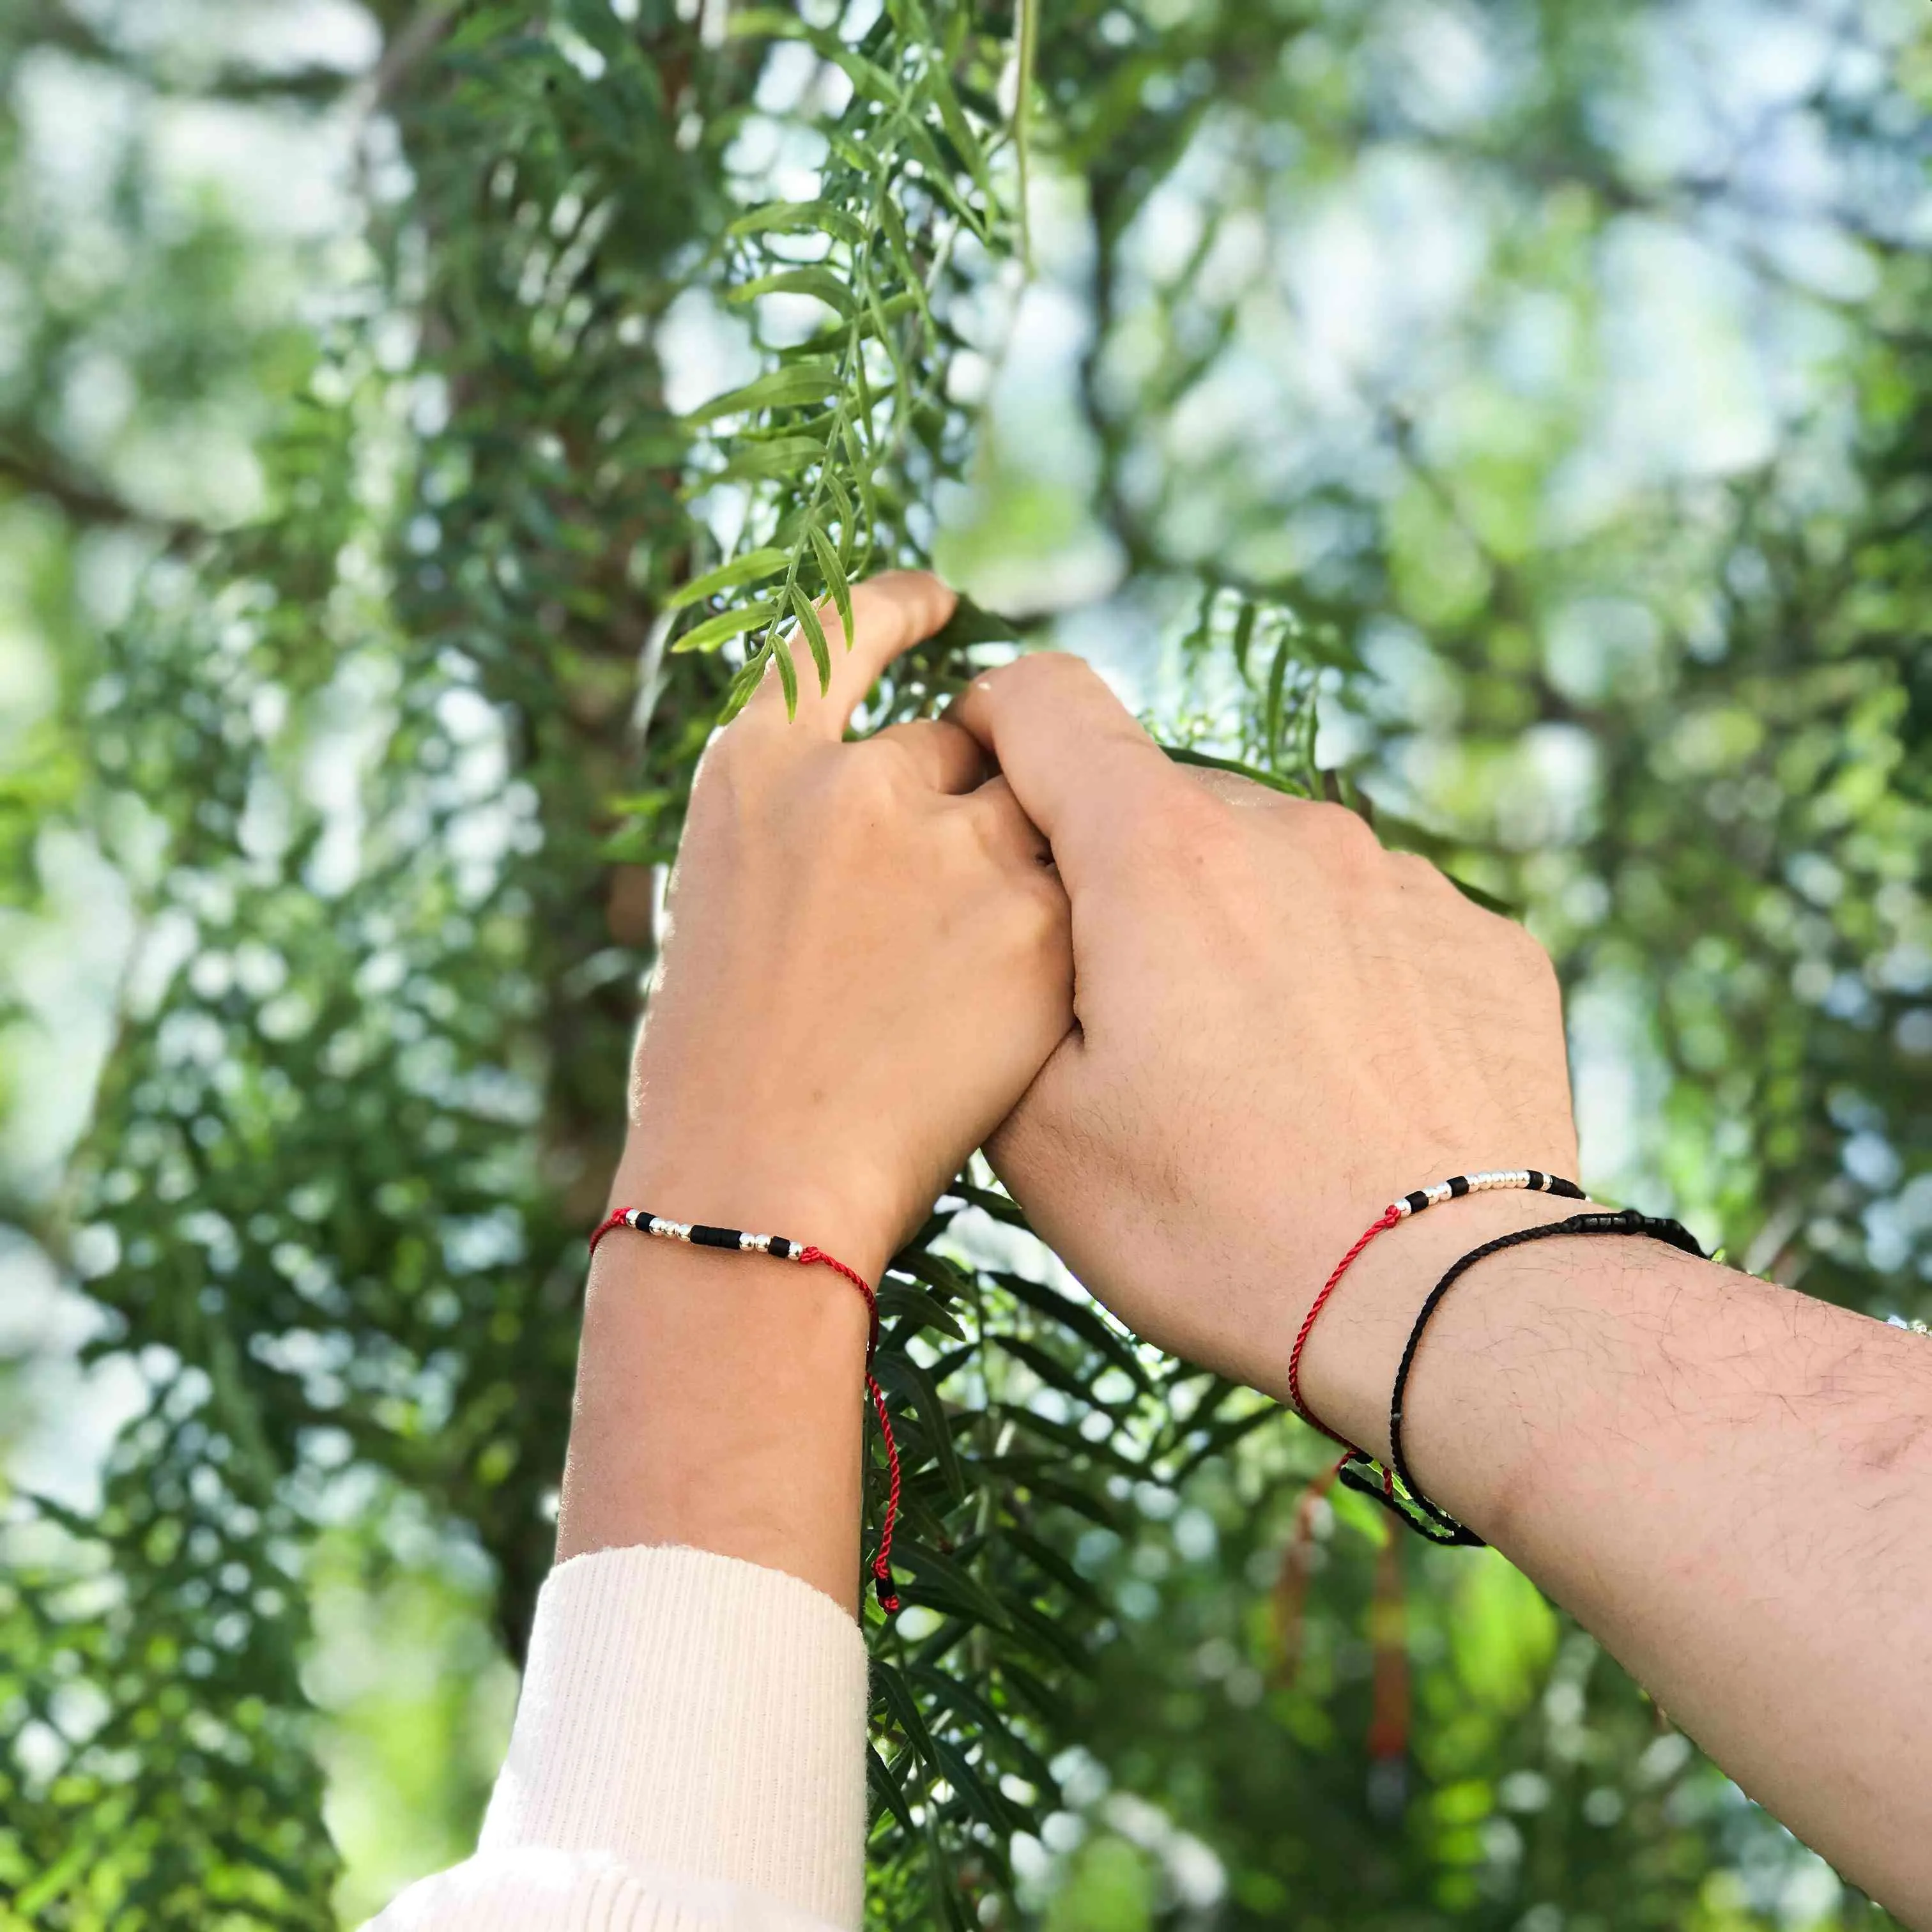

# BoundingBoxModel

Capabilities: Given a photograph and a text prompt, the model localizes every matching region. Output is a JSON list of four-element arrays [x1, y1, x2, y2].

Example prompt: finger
[[946, 652, 1180, 883], [744, 570, 956, 742], [953, 772, 1056, 868], [868, 719, 986, 795]]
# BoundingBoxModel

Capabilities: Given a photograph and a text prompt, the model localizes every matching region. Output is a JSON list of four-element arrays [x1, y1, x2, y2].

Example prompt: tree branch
[[25, 1, 357, 107], [0, 441, 206, 548]]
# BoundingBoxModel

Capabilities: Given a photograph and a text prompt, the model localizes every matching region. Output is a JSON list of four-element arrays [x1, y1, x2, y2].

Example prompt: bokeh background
[[1, 1, 1928, 1927]]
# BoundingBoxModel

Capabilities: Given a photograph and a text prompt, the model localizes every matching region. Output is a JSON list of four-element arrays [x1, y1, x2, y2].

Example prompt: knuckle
[[1121, 765, 1228, 852], [1298, 799, 1379, 855], [822, 749, 901, 817], [970, 648, 1100, 706]]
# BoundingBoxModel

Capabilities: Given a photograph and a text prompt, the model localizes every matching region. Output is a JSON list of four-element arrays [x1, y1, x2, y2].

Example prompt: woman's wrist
[[556, 1153, 883, 1613], [608, 1133, 900, 1289]]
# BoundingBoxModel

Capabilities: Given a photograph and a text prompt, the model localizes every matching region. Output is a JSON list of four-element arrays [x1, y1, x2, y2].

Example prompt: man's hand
[[949, 651, 1580, 1450], [953, 650, 1932, 1922]]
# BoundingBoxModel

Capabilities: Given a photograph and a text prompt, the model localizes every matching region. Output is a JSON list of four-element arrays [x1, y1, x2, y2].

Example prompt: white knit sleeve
[[362, 1545, 871, 1932]]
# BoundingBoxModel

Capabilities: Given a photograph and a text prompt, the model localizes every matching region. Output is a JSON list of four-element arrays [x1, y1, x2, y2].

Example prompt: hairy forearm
[[1302, 1195, 1932, 1919]]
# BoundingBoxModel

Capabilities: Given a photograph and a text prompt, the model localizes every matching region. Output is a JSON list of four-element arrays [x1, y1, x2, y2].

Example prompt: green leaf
[[670, 599, 781, 654], [726, 267, 856, 316], [866, 1741, 916, 1832], [896, 1537, 1011, 1631], [772, 632, 801, 716], [691, 436, 826, 490], [928, 63, 992, 199], [933, 594, 1027, 649], [947, 1178, 1029, 1228], [1001, 1523, 1107, 1613], [724, 6, 807, 39], [933, 1735, 1022, 1839], [683, 364, 844, 429], [1264, 632, 1294, 756], [719, 652, 769, 723], [1158, 741, 1307, 798], [807, 523, 855, 649], [727, 199, 867, 247], [876, 1282, 967, 1342], [875, 1351, 964, 1501], [663, 547, 790, 613], [990, 1269, 1149, 1388], [790, 583, 833, 693], [994, 1331, 1130, 1409], [913, 1662, 1059, 1793], [873, 1659, 944, 1775], [1232, 599, 1259, 677]]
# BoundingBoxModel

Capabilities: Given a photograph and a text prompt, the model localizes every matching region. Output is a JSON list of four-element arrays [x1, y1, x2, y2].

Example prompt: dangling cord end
[[863, 1368, 902, 1614], [1273, 1455, 1347, 1687]]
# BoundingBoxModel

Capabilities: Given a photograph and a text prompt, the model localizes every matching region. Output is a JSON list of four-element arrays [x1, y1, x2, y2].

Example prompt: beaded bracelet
[[1288, 1169, 1587, 1455], [588, 1206, 903, 1611], [1339, 1206, 1707, 1545]]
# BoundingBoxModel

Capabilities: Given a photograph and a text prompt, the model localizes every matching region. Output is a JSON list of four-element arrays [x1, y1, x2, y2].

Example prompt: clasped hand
[[614, 569, 1580, 1457]]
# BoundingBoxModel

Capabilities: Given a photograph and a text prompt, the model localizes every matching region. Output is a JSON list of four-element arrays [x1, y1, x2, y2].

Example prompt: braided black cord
[[1357, 1207, 1707, 1547]]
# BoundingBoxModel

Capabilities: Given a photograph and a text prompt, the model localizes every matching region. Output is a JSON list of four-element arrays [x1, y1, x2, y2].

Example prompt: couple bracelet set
[[586, 1167, 1705, 1607]]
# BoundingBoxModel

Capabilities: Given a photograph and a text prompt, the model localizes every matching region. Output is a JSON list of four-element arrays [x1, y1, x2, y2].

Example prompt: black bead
[[690, 1223, 741, 1250], [1448, 1174, 1470, 1197], [1404, 1190, 1430, 1215], [768, 1237, 793, 1261]]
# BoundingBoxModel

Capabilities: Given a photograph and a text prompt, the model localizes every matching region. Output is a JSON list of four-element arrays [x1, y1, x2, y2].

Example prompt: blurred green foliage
[[0, 1, 1926, 1929]]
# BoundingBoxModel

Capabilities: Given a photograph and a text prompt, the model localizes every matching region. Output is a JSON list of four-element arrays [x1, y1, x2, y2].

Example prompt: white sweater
[[366, 1546, 869, 1932]]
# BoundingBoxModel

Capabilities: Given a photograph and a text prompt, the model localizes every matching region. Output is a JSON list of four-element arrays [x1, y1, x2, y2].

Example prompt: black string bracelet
[[1337, 1206, 1707, 1547]]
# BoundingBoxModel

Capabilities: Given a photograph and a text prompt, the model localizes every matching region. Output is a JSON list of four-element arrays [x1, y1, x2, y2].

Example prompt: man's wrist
[[1292, 1186, 1621, 1464]]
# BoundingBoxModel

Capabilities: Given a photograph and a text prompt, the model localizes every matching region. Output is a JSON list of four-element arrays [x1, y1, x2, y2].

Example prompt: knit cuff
[[480, 1545, 869, 1931]]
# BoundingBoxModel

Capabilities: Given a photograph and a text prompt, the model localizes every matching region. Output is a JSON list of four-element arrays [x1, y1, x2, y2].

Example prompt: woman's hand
[[609, 571, 1072, 1282], [559, 573, 1072, 1607]]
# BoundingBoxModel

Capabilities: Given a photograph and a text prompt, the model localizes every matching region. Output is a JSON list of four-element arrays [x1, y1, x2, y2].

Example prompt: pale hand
[[560, 574, 1072, 1608]]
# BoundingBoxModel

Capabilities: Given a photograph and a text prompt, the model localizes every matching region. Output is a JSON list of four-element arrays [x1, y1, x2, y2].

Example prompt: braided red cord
[[1287, 1204, 1401, 1456], [799, 1245, 900, 1611], [587, 1207, 629, 1255]]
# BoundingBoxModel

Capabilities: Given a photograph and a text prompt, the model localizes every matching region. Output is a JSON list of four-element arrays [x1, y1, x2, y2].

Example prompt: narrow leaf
[[691, 436, 825, 490], [671, 599, 782, 654], [807, 523, 855, 648], [896, 1537, 1011, 1630], [663, 547, 790, 613], [875, 1352, 965, 1500], [790, 583, 833, 692], [866, 1741, 916, 1831], [727, 199, 867, 247], [726, 267, 856, 316], [873, 1659, 944, 1774], [684, 363, 843, 428], [772, 632, 800, 717], [875, 1282, 967, 1342], [1158, 741, 1305, 798]]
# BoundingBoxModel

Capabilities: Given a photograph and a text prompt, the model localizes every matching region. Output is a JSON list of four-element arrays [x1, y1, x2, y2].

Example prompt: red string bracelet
[[1287, 1169, 1587, 1460], [588, 1205, 903, 1613]]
